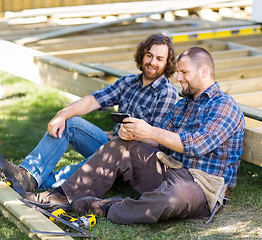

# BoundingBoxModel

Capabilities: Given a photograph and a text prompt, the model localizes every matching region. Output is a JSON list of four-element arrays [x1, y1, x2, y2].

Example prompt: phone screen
[[111, 113, 130, 123]]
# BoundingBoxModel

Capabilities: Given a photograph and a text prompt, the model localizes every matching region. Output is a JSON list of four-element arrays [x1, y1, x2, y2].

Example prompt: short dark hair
[[134, 34, 176, 78], [178, 47, 215, 79]]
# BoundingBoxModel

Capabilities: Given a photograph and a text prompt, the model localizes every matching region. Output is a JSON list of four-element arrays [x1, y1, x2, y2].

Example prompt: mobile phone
[[111, 113, 131, 124]]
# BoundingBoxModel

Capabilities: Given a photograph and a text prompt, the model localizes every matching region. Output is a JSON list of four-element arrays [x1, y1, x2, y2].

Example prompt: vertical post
[[252, 0, 262, 23]]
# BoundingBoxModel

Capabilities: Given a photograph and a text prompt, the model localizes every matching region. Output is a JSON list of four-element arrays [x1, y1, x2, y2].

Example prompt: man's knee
[[66, 116, 85, 127]]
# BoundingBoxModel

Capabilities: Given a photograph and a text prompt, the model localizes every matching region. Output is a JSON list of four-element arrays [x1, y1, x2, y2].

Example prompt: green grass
[[0, 71, 261, 240]]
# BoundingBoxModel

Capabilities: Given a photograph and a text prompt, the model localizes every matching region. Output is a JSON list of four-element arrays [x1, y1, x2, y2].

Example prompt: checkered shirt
[[160, 82, 245, 189], [92, 74, 179, 131]]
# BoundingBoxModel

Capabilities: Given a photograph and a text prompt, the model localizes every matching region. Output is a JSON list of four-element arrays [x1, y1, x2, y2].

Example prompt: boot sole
[[23, 198, 72, 211]]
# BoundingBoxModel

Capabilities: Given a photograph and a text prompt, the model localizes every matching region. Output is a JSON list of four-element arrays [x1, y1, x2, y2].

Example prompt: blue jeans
[[19, 116, 109, 190]]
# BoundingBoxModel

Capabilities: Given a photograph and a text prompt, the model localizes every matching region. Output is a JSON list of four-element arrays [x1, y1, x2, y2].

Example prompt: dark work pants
[[61, 138, 210, 224]]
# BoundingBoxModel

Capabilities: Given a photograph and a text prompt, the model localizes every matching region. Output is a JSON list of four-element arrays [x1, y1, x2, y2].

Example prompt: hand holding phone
[[111, 113, 131, 124]]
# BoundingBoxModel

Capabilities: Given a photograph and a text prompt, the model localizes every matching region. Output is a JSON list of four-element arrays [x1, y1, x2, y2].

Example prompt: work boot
[[24, 187, 71, 210], [0, 154, 37, 192], [73, 196, 124, 216], [156, 151, 183, 169]]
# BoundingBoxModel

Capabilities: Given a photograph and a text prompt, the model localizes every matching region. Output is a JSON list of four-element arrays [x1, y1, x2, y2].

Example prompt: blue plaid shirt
[[92, 74, 179, 132], [161, 82, 245, 189]]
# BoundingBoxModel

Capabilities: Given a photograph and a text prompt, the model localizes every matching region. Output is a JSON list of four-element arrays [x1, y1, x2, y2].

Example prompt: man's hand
[[118, 124, 134, 141], [47, 113, 66, 138], [120, 117, 153, 141]]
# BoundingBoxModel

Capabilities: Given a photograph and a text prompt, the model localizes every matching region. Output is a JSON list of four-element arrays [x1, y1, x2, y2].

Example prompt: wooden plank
[[68, 52, 136, 65], [219, 77, 262, 95], [59, 42, 227, 64], [14, 0, 234, 45], [45, 44, 137, 59], [31, 35, 145, 52], [239, 104, 262, 122], [106, 60, 137, 72], [82, 62, 131, 78], [207, 0, 252, 9], [14, 10, 180, 45], [0, 40, 107, 97], [36, 55, 104, 77], [212, 49, 250, 60], [227, 41, 262, 56], [175, 41, 227, 55], [103, 49, 250, 71], [0, 182, 73, 240], [227, 35, 262, 47], [232, 91, 262, 108], [5, 0, 230, 19], [216, 65, 262, 81], [215, 55, 262, 71], [35, 57, 109, 97], [244, 117, 262, 128], [242, 127, 262, 167]]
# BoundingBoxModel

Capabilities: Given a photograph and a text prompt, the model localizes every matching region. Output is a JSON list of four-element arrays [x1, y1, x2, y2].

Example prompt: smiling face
[[176, 56, 204, 99], [141, 44, 168, 85]]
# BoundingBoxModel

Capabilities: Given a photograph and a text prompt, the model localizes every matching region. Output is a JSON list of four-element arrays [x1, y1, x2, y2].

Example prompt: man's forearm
[[150, 127, 184, 153], [60, 95, 101, 119]]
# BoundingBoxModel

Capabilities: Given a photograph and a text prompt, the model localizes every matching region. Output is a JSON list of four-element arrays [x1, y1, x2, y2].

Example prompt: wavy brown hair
[[134, 34, 176, 78]]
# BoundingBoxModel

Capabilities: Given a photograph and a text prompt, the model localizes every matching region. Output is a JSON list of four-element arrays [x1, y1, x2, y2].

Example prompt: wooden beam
[[57, 41, 227, 64], [227, 41, 262, 56], [0, 182, 73, 240], [45, 44, 137, 59], [239, 104, 262, 122], [232, 91, 262, 108], [215, 55, 262, 71], [212, 49, 250, 60], [14, 0, 236, 45], [35, 57, 108, 97], [31, 35, 145, 52], [14, 10, 181, 45], [71, 52, 135, 65], [82, 62, 131, 78], [219, 77, 262, 95], [106, 60, 137, 72], [244, 117, 262, 128], [242, 127, 262, 167], [5, 0, 230, 19], [0, 40, 108, 97], [216, 65, 262, 81]]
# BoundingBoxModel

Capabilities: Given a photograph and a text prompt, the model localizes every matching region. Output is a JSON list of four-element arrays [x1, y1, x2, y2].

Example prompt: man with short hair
[[21, 47, 245, 224], [0, 34, 178, 192]]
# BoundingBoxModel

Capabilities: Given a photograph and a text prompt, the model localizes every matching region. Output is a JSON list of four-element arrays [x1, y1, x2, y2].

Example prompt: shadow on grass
[[1, 74, 261, 240]]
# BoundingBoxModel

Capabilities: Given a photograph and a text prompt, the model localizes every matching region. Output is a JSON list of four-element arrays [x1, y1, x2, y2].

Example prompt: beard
[[182, 84, 199, 98], [141, 64, 164, 81]]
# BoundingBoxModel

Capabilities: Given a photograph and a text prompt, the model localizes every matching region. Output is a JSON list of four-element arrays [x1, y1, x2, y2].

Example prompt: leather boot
[[0, 154, 37, 192], [73, 196, 124, 216], [24, 187, 71, 210]]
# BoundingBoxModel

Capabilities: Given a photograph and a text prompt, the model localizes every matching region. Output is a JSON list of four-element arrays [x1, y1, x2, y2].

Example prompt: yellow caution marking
[[170, 25, 262, 42]]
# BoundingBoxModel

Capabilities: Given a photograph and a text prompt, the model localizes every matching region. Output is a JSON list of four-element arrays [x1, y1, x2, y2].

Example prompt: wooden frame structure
[[0, 1, 261, 239], [0, 1, 261, 168]]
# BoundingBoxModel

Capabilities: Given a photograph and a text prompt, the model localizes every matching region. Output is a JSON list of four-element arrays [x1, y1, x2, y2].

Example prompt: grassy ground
[[0, 71, 261, 240]]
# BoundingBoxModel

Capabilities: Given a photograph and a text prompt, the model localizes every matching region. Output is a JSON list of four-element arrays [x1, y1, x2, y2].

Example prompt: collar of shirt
[[138, 73, 167, 90], [186, 82, 220, 104]]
